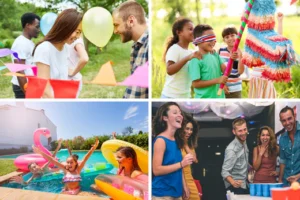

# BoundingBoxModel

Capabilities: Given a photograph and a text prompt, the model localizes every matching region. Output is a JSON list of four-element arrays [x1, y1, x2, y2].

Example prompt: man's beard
[[121, 24, 133, 43]]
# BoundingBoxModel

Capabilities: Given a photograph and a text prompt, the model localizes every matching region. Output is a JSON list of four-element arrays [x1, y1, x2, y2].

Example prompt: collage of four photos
[[0, 0, 300, 200]]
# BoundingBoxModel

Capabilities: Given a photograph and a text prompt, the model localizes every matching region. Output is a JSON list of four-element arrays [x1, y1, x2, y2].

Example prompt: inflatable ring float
[[101, 139, 148, 174]]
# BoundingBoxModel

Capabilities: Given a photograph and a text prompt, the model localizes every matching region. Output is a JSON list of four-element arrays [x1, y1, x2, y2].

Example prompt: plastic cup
[[269, 183, 278, 197], [249, 184, 256, 196], [271, 188, 288, 200], [286, 188, 300, 200], [255, 184, 262, 196], [262, 184, 269, 197]]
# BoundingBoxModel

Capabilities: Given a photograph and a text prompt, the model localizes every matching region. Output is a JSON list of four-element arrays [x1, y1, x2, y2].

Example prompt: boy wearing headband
[[219, 25, 244, 98], [188, 24, 228, 98]]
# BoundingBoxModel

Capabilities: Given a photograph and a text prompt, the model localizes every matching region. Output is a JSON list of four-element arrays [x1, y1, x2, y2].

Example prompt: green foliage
[[0, 160, 17, 176], [50, 133, 148, 151], [72, 136, 85, 150]]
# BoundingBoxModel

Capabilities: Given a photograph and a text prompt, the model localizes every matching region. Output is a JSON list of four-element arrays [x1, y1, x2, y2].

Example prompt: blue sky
[[0, 101, 148, 139]]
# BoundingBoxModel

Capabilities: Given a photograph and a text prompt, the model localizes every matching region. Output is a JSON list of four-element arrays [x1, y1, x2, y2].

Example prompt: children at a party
[[32, 139, 99, 195], [219, 25, 244, 98], [188, 24, 228, 98], [10, 139, 63, 184], [161, 18, 202, 98]]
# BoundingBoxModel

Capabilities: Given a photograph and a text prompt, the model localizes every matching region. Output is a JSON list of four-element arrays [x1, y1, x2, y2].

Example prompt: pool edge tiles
[[0, 187, 109, 200]]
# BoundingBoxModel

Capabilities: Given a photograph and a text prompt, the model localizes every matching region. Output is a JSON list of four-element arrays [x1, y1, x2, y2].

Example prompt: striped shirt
[[123, 29, 149, 98], [219, 47, 242, 93]]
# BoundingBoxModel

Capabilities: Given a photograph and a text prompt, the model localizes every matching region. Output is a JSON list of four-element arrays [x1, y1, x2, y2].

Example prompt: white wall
[[0, 104, 57, 150]]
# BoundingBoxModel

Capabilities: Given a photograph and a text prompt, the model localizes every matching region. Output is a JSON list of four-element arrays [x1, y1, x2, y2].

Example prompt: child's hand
[[68, 68, 74, 77], [224, 85, 230, 94], [189, 51, 202, 60], [230, 51, 239, 60], [112, 132, 117, 139], [65, 140, 69, 148], [277, 12, 283, 22], [218, 76, 228, 84], [10, 176, 24, 184], [91, 139, 99, 150], [32, 145, 41, 154], [57, 138, 63, 149]]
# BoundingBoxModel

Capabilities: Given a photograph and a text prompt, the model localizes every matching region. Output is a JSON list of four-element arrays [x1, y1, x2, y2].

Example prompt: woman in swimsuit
[[33, 139, 99, 195]]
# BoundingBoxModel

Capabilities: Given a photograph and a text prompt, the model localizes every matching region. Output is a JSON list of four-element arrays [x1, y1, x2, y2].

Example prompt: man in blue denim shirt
[[279, 106, 300, 186]]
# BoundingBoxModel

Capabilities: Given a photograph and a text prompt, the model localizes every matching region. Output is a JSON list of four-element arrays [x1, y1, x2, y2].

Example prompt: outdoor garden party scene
[[152, 0, 300, 99], [0, 101, 148, 200], [0, 0, 148, 99]]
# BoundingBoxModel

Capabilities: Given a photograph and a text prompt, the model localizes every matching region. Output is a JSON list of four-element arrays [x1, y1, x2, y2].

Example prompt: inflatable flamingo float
[[14, 128, 54, 171]]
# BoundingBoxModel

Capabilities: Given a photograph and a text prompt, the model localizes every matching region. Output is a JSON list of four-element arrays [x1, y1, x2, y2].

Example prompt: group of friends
[[10, 134, 145, 196], [160, 13, 284, 99], [152, 103, 300, 200], [9, 0, 148, 99]]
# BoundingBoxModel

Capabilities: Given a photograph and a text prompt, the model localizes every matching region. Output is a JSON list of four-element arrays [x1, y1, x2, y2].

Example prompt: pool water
[[1, 150, 117, 197], [0, 153, 26, 159]]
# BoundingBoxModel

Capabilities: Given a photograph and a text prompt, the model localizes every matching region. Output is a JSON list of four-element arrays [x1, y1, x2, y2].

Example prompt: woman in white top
[[161, 18, 202, 99], [33, 9, 82, 98], [67, 37, 89, 98]]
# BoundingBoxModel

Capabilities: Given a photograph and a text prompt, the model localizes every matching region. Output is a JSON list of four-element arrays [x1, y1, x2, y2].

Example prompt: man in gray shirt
[[221, 118, 250, 194]]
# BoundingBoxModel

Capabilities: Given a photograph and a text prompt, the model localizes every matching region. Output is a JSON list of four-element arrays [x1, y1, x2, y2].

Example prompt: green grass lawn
[[152, 15, 300, 98], [0, 39, 131, 98], [0, 160, 17, 176]]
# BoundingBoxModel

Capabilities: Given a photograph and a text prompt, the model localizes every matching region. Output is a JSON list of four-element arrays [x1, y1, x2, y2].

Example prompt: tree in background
[[122, 126, 134, 136], [72, 136, 85, 150]]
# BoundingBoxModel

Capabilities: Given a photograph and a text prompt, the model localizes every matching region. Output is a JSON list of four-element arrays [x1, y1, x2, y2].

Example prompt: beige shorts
[[152, 196, 182, 200]]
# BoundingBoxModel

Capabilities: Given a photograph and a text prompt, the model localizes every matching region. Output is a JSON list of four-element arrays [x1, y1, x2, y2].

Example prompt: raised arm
[[32, 145, 66, 172], [42, 138, 63, 170], [65, 140, 72, 156], [78, 139, 99, 171], [112, 132, 117, 139]]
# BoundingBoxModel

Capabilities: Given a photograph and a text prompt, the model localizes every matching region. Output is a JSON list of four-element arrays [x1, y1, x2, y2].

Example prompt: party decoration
[[25, 77, 48, 98], [5, 63, 36, 73], [0, 49, 19, 60], [242, 0, 297, 82], [218, 0, 254, 96], [40, 12, 57, 36], [3, 72, 25, 77], [118, 62, 148, 88], [90, 61, 117, 86], [291, 0, 298, 5], [82, 7, 113, 47], [49, 79, 80, 98]]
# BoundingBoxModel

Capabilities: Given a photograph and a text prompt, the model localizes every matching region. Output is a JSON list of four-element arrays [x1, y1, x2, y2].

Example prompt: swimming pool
[[1, 150, 117, 197], [0, 153, 26, 159]]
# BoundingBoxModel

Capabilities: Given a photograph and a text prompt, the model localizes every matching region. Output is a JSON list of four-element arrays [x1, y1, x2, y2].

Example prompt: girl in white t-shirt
[[33, 9, 83, 98], [67, 37, 89, 98], [161, 18, 202, 98]]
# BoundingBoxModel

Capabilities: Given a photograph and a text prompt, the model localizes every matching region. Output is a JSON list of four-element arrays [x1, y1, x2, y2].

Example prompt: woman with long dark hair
[[253, 126, 279, 183], [152, 102, 194, 200], [179, 114, 200, 200], [33, 9, 83, 98]]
